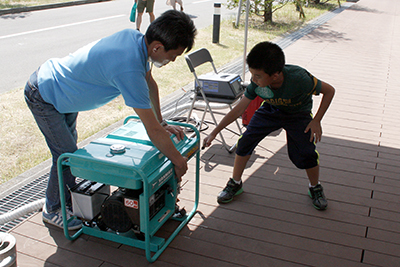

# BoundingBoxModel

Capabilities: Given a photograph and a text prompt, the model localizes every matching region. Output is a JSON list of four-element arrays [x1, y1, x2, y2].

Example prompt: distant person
[[203, 41, 335, 210], [167, 0, 184, 11], [136, 0, 156, 31], [24, 10, 196, 230]]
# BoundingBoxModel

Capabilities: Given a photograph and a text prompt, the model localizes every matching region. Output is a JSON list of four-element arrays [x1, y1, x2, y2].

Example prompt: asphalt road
[[0, 0, 238, 94]]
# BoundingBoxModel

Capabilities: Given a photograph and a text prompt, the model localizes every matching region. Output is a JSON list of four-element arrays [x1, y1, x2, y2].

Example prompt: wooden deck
[[7, 0, 400, 266]]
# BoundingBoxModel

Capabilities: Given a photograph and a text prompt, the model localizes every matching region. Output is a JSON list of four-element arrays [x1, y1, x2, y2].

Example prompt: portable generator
[[57, 116, 200, 262]]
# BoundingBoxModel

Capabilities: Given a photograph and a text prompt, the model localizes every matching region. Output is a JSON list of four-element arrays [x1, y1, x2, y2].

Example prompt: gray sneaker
[[217, 178, 243, 204], [308, 184, 328, 210], [42, 206, 82, 231]]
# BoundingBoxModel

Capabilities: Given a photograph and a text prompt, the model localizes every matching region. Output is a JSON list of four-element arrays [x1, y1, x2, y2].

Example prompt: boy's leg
[[285, 113, 327, 210], [232, 154, 251, 181], [306, 165, 327, 210], [217, 154, 250, 204], [306, 165, 319, 186], [218, 103, 281, 204]]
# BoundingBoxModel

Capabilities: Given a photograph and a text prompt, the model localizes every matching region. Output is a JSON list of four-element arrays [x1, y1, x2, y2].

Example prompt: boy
[[203, 42, 335, 210], [24, 11, 196, 230]]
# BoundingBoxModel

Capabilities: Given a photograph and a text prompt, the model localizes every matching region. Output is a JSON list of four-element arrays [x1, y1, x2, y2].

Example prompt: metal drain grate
[[0, 174, 48, 232]]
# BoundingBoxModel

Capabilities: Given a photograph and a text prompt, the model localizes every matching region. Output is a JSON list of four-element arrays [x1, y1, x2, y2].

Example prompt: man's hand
[[304, 119, 322, 143], [174, 156, 188, 182], [164, 124, 185, 141]]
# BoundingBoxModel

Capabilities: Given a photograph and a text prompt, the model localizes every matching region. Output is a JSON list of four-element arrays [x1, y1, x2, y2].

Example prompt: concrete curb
[[0, 0, 110, 16]]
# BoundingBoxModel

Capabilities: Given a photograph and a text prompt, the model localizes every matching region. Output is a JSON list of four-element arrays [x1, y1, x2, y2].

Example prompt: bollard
[[212, 2, 221, 43], [0, 233, 17, 267]]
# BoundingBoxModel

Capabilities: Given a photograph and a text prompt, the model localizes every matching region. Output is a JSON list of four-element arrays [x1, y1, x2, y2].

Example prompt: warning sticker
[[124, 198, 139, 209]]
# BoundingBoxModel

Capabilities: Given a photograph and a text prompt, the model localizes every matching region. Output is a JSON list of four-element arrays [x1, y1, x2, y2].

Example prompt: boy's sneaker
[[42, 206, 82, 231], [308, 184, 328, 210], [217, 178, 243, 204]]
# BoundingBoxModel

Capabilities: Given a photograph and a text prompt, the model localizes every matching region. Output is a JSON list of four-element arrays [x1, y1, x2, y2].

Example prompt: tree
[[295, 0, 306, 19], [227, 0, 292, 23], [228, 0, 341, 23]]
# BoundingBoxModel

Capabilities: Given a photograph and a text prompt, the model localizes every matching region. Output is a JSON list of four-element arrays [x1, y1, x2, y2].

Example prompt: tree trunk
[[264, 1, 273, 22]]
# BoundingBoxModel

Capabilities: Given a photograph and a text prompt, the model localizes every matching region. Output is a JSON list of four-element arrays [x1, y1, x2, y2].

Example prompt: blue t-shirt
[[37, 29, 151, 113]]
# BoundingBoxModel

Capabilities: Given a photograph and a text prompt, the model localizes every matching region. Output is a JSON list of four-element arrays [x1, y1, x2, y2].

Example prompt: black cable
[[169, 116, 209, 132]]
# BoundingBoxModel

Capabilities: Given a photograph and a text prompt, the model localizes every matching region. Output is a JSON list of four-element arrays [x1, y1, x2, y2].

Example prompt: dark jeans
[[24, 69, 78, 213]]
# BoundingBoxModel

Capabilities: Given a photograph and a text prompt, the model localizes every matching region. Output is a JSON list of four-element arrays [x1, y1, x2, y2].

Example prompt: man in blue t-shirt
[[24, 10, 196, 230], [203, 42, 335, 210]]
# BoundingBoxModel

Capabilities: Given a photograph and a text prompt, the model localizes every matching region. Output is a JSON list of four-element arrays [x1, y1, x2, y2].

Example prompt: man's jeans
[[24, 69, 78, 213]]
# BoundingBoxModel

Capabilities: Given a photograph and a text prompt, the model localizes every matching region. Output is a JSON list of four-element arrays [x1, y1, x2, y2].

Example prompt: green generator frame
[[56, 116, 200, 262]]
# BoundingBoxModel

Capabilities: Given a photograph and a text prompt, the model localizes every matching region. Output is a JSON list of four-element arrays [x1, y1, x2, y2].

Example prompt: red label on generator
[[125, 198, 139, 209]]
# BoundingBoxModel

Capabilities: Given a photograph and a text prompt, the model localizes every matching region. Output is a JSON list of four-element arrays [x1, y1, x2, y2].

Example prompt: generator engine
[[99, 186, 166, 233], [71, 179, 181, 235]]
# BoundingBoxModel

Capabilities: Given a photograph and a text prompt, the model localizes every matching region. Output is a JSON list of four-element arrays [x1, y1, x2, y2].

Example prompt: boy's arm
[[305, 81, 335, 143], [203, 96, 252, 148]]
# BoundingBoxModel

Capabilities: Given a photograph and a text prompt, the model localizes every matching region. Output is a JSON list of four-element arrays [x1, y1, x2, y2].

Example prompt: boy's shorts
[[236, 102, 319, 169], [137, 0, 155, 13]]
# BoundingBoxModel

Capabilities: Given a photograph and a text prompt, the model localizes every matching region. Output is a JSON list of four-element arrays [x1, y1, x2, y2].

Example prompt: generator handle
[[124, 115, 201, 139]]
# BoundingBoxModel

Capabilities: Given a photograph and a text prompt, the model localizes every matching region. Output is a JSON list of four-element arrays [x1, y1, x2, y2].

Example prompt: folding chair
[[185, 48, 243, 153]]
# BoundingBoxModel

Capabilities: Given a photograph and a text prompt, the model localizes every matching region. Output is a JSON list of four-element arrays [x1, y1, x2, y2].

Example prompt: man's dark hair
[[246, 42, 285, 75], [146, 10, 197, 53]]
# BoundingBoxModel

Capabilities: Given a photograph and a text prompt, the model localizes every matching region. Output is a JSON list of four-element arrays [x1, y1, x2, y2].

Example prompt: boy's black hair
[[145, 10, 197, 53], [246, 42, 285, 75]]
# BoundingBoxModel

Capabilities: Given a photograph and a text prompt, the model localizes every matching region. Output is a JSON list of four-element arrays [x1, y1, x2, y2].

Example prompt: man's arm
[[146, 71, 162, 121], [203, 96, 252, 148], [146, 71, 185, 140], [305, 81, 335, 143], [134, 107, 188, 180]]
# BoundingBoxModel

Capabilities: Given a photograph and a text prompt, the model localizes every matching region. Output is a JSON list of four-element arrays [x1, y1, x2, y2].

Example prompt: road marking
[[0, 15, 124, 40], [192, 0, 212, 4]]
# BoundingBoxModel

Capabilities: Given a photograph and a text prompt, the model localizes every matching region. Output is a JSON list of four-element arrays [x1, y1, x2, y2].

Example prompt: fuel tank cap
[[110, 144, 126, 154]]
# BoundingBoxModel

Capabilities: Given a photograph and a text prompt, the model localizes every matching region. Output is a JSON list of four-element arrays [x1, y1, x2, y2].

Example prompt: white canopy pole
[[242, 0, 250, 81]]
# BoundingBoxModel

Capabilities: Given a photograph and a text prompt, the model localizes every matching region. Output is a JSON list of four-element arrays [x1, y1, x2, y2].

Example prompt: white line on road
[[192, 0, 212, 4], [0, 14, 125, 40]]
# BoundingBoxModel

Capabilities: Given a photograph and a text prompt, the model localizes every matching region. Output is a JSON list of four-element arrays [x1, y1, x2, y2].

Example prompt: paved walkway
[[4, 0, 400, 266]]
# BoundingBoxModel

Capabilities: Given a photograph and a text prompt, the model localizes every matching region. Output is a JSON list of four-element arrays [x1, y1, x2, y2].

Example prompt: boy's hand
[[305, 120, 322, 143], [202, 134, 216, 149]]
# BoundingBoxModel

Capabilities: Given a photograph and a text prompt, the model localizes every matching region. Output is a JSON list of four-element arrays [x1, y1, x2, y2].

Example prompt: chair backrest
[[185, 48, 217, 74]]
